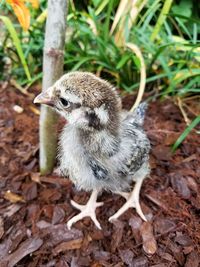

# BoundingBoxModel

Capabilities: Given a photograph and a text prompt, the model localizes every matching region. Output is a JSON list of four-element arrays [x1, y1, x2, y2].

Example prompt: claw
[[67, 190, 103, 230], [109, 178, 147, 222]]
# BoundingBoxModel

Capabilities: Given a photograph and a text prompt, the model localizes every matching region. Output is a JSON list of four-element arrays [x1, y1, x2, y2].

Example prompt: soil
[[0, 83, 200, 267]]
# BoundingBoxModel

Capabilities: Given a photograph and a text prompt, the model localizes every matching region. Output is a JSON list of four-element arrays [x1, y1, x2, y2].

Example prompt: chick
[[34, 71, 150, 229]]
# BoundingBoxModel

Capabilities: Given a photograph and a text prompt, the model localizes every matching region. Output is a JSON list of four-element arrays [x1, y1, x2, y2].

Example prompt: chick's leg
[[109, 176, 147, 222], [67, 189, 103, 230]]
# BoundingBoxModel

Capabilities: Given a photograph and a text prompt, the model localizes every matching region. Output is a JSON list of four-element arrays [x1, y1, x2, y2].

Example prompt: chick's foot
[[109, 178, 147, 222], [67, 189, 103, 230]]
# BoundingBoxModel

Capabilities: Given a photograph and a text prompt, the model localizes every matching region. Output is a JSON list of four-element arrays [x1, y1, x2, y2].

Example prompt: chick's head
[[34, 72, 121, 133]]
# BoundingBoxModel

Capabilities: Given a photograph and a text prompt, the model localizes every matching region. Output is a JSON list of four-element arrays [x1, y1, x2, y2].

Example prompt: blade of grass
[[22, 72, 43, 88], [174, 17, 191, 39], [104, 0, 115, 40], [149, 42, 175, 66], [116, 53, 131, 69], [169, 13, 200, 24], [72, 57, 95, 70], [150, 0, 173, 42], [110, 0, 129, 34], [172, 115, 200, 152], [95, 0, 110, 15], [178, 76, 200, 96], [193, 23, 197, 44], [139, 0, 161, 29], [0, 16, 31, 80], [163, 69, 200, 96]]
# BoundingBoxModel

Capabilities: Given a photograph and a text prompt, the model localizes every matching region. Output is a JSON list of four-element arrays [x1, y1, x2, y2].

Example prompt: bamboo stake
[[39, 0, 68, 175]]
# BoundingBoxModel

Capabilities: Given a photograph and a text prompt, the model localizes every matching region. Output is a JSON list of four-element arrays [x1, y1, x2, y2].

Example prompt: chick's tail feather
[[130, 102, 148, 126]]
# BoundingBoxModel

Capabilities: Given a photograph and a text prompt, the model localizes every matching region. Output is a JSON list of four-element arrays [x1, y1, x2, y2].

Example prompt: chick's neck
[[77, 119, 120, 157]]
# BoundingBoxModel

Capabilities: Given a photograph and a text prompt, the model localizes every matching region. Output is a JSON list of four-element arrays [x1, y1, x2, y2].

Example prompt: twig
[[182, 95, 200, 102], [147, 129, 178, 134], [176, 97, 191, 126], [183, 103, 199, 117]]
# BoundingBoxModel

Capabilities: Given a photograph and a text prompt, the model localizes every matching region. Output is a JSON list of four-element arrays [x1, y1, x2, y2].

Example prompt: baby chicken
[[34, 71, 150, 229]]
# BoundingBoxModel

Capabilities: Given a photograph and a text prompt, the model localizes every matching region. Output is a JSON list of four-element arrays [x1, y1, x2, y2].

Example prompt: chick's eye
[[60, 98, 69, 107]]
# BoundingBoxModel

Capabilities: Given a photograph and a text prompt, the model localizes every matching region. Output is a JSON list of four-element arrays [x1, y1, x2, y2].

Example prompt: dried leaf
[[0, 217, 4, 239], [154, 218, 176, 234], [175, 234, 193, 246], [23, 182, 38, 201], [90, 229, 104, 240], [167, 239, 185, 266], [31, 173, 71, 186], [31, 173, 41, 184], [3, 237, 43, 267], [119, 249, 134, 266], [36, 220, 52, 229], [146, 192, 168, 210], [42, 204, 54, 219], [93, 250, 111, 261], [129, 216, 142, 244], [3, 204, 21, 217], [150, 264, 167, 267], [8, 224, 27, 254], [56, 258, 69, 267], [40, 224, 83, 246], [152, 145, 172, 161], [170, 174, 191, 199], [158, 249, 176, 262], [186, 176, 198, 193], [140, 222, 157, 255], [4, 190, 25, 203], [132, 256, 148, 267], [111, 220, 124, 253], [29, 105, 40, 115], [52, 206, 65, 225], [40, 188, 62, 202], [185, 251, 200, 267], [53, 238, 83, 255]]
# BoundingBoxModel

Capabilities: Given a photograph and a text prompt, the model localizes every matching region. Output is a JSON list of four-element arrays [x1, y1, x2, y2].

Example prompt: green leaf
[[104, 0, 115, 40], [150, 0, 173, 42], [116, 54, 131, 69], [72, 57, 95, 70], [95, 0, 110, 15], [132, 55, 141, 69], [170, 13, 200, 24], [172, 116, 200, 152], [172, 0, 193, 20], [0, 16, 31, 80]]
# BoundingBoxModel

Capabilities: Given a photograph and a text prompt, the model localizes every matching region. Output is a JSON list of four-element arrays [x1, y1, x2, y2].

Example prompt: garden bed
[[0, 84, 200, 266]]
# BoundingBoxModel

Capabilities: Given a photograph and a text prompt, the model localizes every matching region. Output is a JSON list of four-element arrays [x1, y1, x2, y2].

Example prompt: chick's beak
[[33, 87, 54, 106]]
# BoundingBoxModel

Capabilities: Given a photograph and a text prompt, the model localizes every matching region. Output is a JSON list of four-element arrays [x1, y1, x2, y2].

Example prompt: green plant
[[63, 0, 200, 149], [1, 0, 199, 98], [64, 0, 200, 97], [0, 15, 31, 80], [65, 0, 144, 86], [172, 115, 200, 152], [0, 0, 46, 86]]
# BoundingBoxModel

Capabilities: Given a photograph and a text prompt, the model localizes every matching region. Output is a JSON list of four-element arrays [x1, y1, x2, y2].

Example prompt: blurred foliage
[[172, 115, 200, 152], [0, 0, 199, 149], [0, 0, 46, 82], [0, 0, 200, 96]]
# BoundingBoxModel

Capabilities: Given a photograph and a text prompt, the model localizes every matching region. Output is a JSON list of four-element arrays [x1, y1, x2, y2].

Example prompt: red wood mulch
[[0, 83, 200, 267]]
